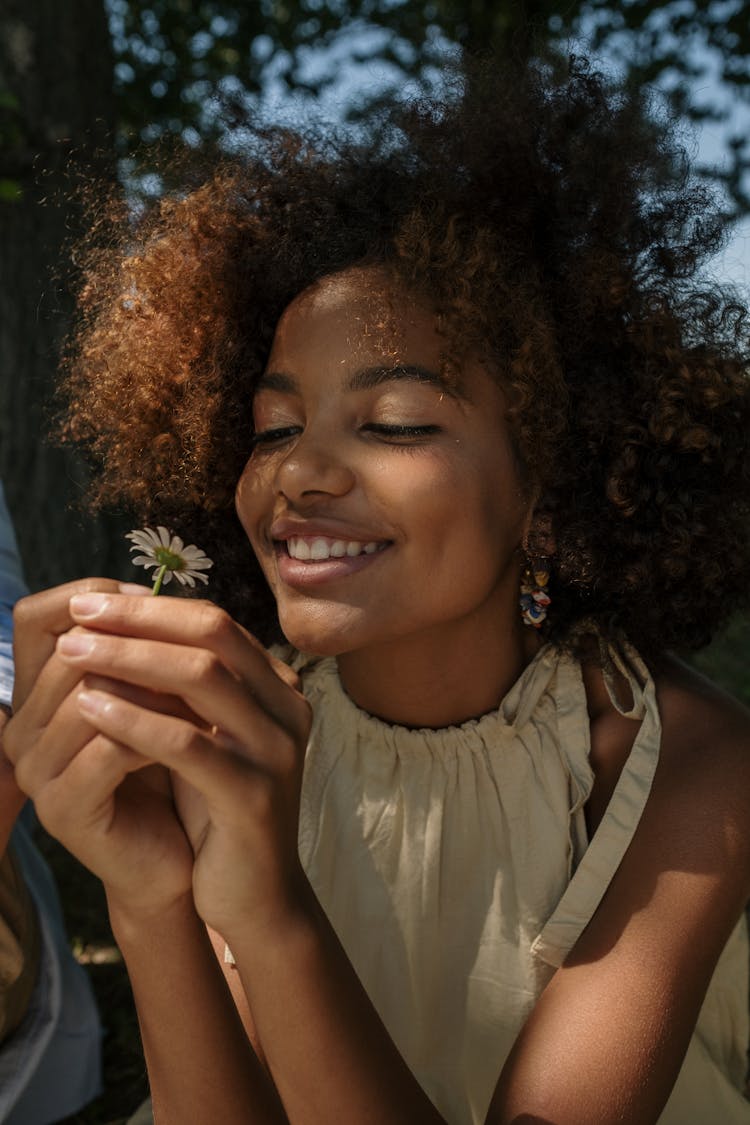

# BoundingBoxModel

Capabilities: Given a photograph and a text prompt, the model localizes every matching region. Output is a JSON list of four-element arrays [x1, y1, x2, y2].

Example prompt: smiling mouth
[[280, 536, 388, 561]]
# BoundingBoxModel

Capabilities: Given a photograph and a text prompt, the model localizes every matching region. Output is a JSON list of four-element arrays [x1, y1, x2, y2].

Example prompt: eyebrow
[[256, 364, 461, 397]]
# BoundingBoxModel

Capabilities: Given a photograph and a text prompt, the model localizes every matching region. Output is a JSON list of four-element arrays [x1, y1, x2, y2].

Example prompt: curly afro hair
[[59, 55, 750, 657]]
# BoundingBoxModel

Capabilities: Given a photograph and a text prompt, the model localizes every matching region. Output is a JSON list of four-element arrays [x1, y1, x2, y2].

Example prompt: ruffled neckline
[[293, 643, 573, 758]]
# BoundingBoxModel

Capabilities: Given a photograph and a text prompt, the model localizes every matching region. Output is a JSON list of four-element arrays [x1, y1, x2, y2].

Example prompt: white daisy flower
[[126, 526, 213, 596]]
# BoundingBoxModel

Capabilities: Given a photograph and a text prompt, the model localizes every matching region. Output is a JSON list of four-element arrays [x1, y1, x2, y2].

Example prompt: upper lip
[[269, 517, 391, 544]]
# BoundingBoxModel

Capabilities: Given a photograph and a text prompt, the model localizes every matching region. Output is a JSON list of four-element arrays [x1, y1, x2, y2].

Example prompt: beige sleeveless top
[[293, 643, 750, 1125]]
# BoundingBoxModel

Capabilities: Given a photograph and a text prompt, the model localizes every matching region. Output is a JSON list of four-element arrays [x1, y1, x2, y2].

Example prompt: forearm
[[227, 890, 446, 1125], [108, 893, 288, 1125]]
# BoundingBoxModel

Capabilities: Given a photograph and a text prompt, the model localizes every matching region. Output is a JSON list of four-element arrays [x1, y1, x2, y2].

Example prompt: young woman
[[5, 58, 750, 1124]]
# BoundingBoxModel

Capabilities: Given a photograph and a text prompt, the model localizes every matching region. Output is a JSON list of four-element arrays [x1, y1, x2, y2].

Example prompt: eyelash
[[249, 426, 301, 449], [250, 423, 440, 449], [363, 423, 440, 441]]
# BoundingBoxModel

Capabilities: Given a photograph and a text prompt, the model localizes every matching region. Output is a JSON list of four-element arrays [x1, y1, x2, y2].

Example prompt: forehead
[[271, 268, 441, 362]]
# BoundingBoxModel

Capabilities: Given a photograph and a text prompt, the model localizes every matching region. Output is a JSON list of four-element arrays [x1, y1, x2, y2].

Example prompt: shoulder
[[610, 652, 750, 917], [581, 651, 750, 872], [565, 655, 750, 1005], [653, 653, 750, 760], [650, 656, 750, 875]]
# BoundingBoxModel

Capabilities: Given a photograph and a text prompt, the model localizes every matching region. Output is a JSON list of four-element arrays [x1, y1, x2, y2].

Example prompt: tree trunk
[[0, 0, 130, 592]]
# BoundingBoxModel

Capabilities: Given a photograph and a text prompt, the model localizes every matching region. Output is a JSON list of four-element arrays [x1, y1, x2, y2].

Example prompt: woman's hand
[[4, 581, 196, 917], [31, 590, 313, 938]]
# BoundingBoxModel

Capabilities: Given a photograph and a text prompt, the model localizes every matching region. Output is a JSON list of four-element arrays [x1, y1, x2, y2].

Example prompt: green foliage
[[690, 613, 750, 707], [0, 179, 22, 202], [105, 0, 750, 212]]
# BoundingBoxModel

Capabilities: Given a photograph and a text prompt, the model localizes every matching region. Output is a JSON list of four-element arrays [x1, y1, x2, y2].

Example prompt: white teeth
[[310, 538, 330, 561], [290, 538, 311, 560], [286, 536, 381, 561]]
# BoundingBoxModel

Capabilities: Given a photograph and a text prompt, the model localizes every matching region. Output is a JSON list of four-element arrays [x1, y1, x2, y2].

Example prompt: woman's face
[[235, 267, 531, 659]]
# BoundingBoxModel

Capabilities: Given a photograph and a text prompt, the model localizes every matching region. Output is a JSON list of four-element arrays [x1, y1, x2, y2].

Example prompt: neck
[[336, 613, 540, 729]]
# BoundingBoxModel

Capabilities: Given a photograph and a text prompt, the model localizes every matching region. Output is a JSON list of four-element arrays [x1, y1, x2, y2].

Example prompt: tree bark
[[0, 0, 130, 591]]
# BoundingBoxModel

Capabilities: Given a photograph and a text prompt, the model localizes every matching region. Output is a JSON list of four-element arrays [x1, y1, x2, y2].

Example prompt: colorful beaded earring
[[519, 553, 551, 628]]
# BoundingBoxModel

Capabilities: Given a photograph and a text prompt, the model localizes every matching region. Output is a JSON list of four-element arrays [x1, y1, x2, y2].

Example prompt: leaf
[[0, 178, 22, 202]]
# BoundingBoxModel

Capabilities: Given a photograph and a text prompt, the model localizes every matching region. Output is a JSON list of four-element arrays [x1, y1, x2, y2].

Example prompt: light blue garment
[[0, 484, 102, 1124], [0, 483, 26, 711]]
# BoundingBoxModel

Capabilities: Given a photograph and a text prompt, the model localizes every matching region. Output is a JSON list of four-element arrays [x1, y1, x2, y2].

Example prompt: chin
[[277, 604, 368, 658]]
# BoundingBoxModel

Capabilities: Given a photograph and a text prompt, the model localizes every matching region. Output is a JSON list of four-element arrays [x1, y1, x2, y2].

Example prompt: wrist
[[107, 887, 199, 946], [219, 873, 324, 967]]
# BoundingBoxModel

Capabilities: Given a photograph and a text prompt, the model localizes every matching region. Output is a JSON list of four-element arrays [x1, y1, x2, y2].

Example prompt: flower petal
[[131, 555, 159, 569], [141, 528, 162, 549], [125, 527, 211, 592], [126, 529, 157, 550]]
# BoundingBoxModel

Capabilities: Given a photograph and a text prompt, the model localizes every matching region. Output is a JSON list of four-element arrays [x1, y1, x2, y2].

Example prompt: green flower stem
[[151, 564, 168, 596]]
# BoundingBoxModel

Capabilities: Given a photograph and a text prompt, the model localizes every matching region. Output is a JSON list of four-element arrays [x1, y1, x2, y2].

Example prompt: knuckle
[[12, 755, 34, 796], [198, 603, 234, 646], [170, 723, 205, 759], [190, 648, 223, 688], [12, 593, 38, 631]]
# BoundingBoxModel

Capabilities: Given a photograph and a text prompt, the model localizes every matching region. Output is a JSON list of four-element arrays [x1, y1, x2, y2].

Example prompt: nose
[[275, 429, 356, 503]]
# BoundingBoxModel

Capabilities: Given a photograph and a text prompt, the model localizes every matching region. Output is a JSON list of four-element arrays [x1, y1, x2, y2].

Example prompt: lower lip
[[275, 545, 390, 588]]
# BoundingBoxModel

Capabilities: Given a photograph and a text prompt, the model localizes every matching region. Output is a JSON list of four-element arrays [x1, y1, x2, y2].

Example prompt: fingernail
[[70, 593, 110, 619], [117, 582, 151, 595], [58, 633, 96, 658], [77, 689, 109, 716]]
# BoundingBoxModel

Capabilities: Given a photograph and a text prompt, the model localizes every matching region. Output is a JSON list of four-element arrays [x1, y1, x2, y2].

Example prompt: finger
[[32, 732, 149, 843], [7, 647, 204, 791], [10, 681, 110, 795], [82, 673, 209, 728], [56, 629, 311, 752], [67, 594, 302, 719], [10, 634, 94, 741], [75, 688, 279, 809], [13, 579, 150, 708]]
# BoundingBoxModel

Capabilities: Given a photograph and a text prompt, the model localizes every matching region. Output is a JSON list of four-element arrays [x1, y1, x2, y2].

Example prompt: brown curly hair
[[59, 55, 750, 656]]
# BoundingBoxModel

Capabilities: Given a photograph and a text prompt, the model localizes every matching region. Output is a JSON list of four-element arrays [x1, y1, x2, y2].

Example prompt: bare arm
[[487, 663, 750, 1124], [109, 895, 288, 1125], [5, 583, 289, 1124], [15, 590, 750, 1125]]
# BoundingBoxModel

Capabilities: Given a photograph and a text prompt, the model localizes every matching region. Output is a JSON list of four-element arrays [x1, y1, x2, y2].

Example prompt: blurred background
[[0, 5, 748, 1120]]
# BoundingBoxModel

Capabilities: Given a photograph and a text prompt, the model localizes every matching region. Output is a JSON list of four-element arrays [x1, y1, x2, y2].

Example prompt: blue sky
[[249, 19, 750, 298]]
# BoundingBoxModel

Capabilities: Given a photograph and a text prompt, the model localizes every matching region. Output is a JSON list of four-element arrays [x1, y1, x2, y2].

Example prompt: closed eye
[[249, 426, 302, 449], [362, 423, 441, 442]]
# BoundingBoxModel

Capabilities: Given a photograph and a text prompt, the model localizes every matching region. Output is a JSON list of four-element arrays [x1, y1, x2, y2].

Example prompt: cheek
[[234, 460, 269, 545], [441, 449, 528, 555]]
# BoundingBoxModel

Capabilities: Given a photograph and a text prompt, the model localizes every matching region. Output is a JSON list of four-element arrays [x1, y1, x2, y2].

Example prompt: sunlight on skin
[[235, 266, 541, 728]]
